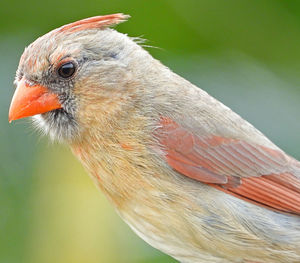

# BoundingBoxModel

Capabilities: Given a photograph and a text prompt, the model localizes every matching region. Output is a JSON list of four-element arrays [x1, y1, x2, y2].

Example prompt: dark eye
[[58, 62, 76, 78]]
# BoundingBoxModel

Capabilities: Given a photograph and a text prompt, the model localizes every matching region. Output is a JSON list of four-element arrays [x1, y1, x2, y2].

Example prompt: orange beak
[[8, 78, 62, 122]]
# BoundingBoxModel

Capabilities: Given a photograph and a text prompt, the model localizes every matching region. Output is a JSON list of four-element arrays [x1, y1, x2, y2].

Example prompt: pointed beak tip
[[8, 103, 21, 123], [8, 113, 15, 123], [8, 108, 15, 123]]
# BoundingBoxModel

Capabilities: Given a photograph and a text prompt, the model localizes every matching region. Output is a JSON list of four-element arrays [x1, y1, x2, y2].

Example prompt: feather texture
[[156, 116, 300, 215], [57, 14, 129, 34]]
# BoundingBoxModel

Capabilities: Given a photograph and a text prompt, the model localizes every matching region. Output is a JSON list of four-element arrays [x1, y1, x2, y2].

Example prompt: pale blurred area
[[1, 1, 300, 263]]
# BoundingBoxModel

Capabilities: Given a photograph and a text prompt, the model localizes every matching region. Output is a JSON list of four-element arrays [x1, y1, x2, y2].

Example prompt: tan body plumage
[[70, 56, 300, 262]]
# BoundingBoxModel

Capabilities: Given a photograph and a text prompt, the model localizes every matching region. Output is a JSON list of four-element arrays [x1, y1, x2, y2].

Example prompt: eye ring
[[57, 61, 76, 79]]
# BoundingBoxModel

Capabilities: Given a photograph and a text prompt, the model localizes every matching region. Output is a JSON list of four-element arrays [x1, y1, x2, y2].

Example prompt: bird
[[8, 14, 300, 263]]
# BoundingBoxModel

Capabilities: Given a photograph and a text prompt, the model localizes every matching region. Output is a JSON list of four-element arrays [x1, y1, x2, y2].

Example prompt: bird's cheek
[[9, 78, 62, 122]]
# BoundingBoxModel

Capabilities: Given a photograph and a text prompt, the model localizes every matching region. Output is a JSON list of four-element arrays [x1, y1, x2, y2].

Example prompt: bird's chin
[[32, 109, 78, 142]]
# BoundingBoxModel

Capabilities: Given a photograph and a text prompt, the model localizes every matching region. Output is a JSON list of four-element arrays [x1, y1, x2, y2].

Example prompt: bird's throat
[[70, 112, 159, 210]]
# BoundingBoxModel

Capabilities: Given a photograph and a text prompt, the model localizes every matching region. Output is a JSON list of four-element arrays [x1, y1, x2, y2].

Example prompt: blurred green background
[[1, 0, 300, 262]]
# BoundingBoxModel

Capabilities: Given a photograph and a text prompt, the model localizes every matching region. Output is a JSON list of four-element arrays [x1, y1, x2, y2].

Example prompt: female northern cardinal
[[8, 14, 300, 263]]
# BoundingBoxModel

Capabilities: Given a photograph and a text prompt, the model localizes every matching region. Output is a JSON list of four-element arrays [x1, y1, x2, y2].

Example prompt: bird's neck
[[70, 105, 159, 210]]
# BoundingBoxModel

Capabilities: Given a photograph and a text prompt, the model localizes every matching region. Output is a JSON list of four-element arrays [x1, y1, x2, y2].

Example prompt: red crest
[[57, 13, 129, 34]]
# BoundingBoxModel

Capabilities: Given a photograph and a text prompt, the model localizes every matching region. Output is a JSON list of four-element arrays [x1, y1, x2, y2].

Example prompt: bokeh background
[[1, 1, 300, 262]]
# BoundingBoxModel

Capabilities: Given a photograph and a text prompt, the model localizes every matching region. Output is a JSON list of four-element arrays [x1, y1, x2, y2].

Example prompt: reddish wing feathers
[[156, 117, 300, 215], [57, 14, 129, 34]]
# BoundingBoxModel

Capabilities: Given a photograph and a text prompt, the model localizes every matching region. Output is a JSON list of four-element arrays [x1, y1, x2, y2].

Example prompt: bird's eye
[[57, 62, 76, 79]]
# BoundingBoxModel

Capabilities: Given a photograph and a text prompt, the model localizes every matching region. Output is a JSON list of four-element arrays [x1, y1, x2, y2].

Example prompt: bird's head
[[9, 14, 147, 142]]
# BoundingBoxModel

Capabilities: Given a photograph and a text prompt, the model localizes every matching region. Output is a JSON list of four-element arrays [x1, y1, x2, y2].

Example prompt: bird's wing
[[155, 116, 300, 215]]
